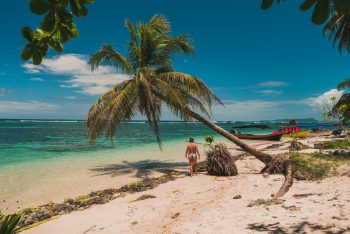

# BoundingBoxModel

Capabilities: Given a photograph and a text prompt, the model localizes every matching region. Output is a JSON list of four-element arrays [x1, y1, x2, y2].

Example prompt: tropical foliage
[[0, 214, 21, 234], [335, 80, 350, 122], [262, 0, 350, 53], [87, 15, 222, 145], [21, 0, 94, 65]]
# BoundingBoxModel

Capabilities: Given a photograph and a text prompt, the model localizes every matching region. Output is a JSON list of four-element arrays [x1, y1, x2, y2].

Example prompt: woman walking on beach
[[185, 137, 200, 176]]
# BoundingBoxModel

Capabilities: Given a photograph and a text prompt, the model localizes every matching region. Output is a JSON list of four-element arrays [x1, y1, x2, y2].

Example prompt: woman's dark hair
[[189, 137, 194, 142]]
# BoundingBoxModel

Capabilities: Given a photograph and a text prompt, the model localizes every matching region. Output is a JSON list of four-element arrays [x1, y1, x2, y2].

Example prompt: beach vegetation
[[0, 213, 21, 234], [334, 84, 350, 125], [131, 221, 138, 225], [204, 135, 214, 145], [86, 14, 294, 198], [289, 152, 332, 179], [247, 198, 284, 207], [314, 140, 350, 149], [308, 151, 350, 162], [206, 144, 238, 176], [21, 0, 94, 64]]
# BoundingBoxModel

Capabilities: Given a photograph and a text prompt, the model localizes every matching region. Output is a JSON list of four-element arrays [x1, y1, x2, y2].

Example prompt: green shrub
[[290, 152, 331, 179], [316, 140, 350, 149]]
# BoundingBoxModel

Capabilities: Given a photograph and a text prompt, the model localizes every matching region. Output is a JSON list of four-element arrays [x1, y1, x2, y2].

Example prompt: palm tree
[[87, 15, 293, 198], [323, 13, 350, 53]]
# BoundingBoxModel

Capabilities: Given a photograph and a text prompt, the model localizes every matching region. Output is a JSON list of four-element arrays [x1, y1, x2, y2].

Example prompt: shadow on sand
[[247, 221, 348, 234], [89, 159, 188, 178]]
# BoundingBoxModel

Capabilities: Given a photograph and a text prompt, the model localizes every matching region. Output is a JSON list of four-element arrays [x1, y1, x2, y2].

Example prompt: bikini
[[189, 152, 196, 159]]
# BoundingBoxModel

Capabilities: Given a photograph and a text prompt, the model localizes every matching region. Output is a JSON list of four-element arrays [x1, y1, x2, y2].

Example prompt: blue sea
[[0, 119, 328, 213]]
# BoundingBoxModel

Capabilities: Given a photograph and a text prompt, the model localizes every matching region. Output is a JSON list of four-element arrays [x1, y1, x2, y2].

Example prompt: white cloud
[[0, 100, 91, 119], [307, 89, 344, 111], [23, 54, 130, 95], [0, 101, 58, 113], [30, 77, 45, 82], [64, 96, 76, 100], [257, 81, 289, 87], [256, 89, 283, 96]]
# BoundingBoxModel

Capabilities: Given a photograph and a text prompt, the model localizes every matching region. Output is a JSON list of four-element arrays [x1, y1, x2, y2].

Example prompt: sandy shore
[[0, 138, 271, 214], [22, 137, 350, 233]]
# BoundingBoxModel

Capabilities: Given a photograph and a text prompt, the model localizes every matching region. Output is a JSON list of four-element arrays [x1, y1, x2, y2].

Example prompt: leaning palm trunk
[[189, 110, 293, 198]]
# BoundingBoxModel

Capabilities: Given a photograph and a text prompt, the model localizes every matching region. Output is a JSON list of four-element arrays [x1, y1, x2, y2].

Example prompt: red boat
[[229, 124, 283, 141]]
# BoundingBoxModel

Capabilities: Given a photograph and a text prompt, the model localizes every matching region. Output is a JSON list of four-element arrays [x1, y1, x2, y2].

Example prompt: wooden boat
[[233, 132, 283, 141], [283, 130, 309, 138], [229, 124, 283, 141]]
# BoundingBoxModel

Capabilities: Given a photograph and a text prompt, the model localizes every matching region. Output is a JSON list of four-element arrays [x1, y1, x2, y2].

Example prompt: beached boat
[[233, 132, 283, 141], [283, 130, 309, 138], [229, 124, 283, 141]]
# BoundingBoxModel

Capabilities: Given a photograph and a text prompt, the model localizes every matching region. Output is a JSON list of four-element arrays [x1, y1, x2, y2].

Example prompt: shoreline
[[3, 134, 350, 233], [21, 140, 350, 233]]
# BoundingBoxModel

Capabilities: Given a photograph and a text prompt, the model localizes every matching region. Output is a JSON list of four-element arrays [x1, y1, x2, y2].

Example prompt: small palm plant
[[0, 214, 21, 234]]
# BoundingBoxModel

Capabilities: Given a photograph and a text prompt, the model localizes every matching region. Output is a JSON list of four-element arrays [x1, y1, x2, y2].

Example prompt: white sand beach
[[20, 137, 350, 233]]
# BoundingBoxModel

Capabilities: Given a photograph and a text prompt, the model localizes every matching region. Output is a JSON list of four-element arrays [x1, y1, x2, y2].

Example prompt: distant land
[[270, 118, 318, 123]]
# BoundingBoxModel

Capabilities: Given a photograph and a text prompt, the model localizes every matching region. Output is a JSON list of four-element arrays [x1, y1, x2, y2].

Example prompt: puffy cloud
[[23, 54, 130, 95], [307, 89, 344, 111]]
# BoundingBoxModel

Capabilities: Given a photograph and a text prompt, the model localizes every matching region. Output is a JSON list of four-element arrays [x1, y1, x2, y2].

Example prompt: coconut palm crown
[[87, 15, 222, 145]]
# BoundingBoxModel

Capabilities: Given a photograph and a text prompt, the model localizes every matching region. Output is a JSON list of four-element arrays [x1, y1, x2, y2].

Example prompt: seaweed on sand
[[16, 172, 180, 231]]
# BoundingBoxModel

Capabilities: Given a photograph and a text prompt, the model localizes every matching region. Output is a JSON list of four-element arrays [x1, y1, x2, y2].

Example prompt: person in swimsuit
[[185, 137, 200, 176]]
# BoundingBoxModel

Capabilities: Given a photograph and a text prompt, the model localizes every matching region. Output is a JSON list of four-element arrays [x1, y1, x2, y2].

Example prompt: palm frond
[[86, 79, 136, 143], [89, 44, 132, 73], [146, 14, 171, 34], [323, 13, 350, 53], [125, 19, 141, 71], [135, 72, 162, 147], [159, 72, 223, 108], [154, 77, 210, 119]]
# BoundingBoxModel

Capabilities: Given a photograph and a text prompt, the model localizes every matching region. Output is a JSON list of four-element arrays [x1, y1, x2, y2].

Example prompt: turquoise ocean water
[[0, 120, 284, 168]]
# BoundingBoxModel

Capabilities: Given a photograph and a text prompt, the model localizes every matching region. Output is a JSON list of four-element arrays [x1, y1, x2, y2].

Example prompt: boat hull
[[283, 130, 309, 138], [233, 133, 283, 141]]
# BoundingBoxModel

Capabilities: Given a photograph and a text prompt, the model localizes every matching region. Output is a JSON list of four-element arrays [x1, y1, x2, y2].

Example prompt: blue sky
[[0, 0, 349, 120]]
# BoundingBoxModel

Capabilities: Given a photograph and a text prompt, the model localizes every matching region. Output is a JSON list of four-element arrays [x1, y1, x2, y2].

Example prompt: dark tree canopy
[[333, 93, 350, 121]]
